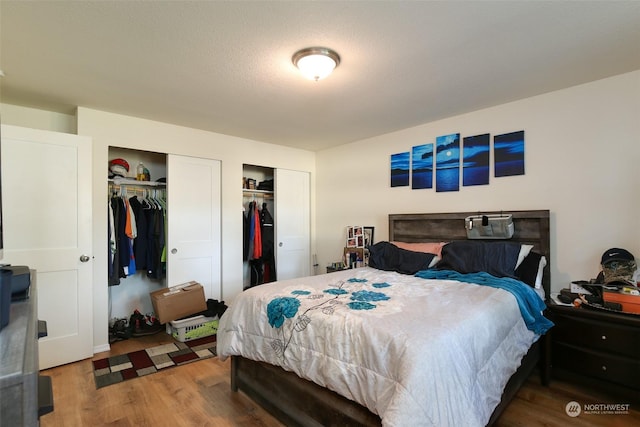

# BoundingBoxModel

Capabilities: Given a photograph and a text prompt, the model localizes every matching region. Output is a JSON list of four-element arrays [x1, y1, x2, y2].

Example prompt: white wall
[[316, 71, 640, 293], [1, 104, 76, 134]]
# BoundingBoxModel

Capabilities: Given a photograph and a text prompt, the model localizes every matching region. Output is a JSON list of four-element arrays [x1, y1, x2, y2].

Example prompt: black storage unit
[[547, 302, 640, 403]]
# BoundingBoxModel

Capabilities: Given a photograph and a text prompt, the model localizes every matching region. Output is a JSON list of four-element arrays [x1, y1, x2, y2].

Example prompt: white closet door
[[167, 155, 221, 300], [1, 124, 93, 369], [275, 168, 310, 280]]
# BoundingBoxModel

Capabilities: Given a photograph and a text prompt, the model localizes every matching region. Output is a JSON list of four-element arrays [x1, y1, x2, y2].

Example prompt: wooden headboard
[[389, 210, 551, 300]]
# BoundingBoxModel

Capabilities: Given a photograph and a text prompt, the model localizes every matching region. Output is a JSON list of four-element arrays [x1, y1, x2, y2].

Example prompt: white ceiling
[[1, 1, 639, 151]]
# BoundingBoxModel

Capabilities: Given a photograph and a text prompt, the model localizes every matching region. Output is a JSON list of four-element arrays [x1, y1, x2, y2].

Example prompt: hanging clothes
[[244, 201, 255, 261], [252, 202, 262, 260], [108, 185, 166, 284], [118, 197, 131, 277], [243, 200, 261, 287], [108, 195, 127, 285], [243, 204, 249, 260], [246, 200, 263, 287], [260, 203, 276, 282], [146, 196, 166, 280], [249, 258, 263, 287], [108, 199, 116, 282], [129, 196, 149, 271], [124, 198, 137, 275], [243, 196, 275, 288]]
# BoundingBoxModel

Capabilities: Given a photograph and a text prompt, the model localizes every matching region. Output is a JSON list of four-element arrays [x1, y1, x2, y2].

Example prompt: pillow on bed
[[515, 251, 547, 289], [436, 241, 525, 278], [368, 241, 437, 275], [390, 241, 447, 258], [516, 244, 534, 269]]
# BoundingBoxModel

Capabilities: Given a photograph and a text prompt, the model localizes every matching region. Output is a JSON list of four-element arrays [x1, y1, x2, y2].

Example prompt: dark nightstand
[[546, 302, 640, 402]]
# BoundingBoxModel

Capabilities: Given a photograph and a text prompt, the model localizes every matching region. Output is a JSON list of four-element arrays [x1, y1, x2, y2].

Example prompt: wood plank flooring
[[40, 333, 640, 426]]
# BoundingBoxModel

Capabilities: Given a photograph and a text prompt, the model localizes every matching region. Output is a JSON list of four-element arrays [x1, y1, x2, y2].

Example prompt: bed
[[217, 210, 553, 426]]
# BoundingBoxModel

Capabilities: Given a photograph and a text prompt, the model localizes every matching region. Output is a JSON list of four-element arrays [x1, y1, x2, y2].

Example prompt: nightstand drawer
[[552, 313, 640, 358], [553, 343, 640, 390]]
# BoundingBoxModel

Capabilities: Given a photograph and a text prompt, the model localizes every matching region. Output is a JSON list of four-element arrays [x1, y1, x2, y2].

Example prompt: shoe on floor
[[110, 317, 130, 341], [130, 310, 163, 337]]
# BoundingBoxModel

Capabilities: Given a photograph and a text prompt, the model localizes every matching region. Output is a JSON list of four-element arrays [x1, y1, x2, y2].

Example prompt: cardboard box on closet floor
[[150, 281, 207, 324]]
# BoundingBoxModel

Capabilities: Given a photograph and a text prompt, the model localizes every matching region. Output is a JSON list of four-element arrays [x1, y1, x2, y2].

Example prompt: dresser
[[0, 275, 53, 425], [547, 302, 640, 402]]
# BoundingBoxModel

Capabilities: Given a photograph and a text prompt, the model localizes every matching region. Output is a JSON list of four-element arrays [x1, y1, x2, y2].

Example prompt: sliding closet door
[[275, 168, 310, 280], [1, 124, 93, 369], [166, 155, 221, 300]]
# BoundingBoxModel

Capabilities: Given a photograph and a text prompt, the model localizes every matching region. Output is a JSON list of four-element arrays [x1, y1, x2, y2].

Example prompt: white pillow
[[534, 256, 547, 289]]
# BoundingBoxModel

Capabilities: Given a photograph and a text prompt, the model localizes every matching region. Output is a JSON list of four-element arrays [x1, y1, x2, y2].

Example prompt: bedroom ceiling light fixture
[[292, 47, 340, 81]]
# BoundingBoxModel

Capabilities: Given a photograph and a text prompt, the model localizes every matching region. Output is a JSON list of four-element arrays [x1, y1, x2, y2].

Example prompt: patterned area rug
[[93, 334, 217, 389]]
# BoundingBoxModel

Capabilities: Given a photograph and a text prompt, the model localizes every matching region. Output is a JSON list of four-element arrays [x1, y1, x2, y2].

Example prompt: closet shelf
[[243, 189, 273, 196], [109, 178, 166, 187]]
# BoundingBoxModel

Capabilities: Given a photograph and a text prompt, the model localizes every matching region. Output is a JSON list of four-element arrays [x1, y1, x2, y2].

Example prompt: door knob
[[171, 248, 178, 254], [80, 255, 91, 262]]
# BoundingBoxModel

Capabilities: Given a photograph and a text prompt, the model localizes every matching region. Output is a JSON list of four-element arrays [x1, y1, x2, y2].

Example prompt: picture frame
[[347, 226, 365, 248], [351, 226, 363, 247], [363, 226, 374, 247]]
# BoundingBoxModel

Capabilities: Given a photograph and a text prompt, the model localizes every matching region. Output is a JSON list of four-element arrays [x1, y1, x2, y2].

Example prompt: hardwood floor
[[495, 374, 639, 427], [40, 333, 283, 427], [40, 333, 640, 427]]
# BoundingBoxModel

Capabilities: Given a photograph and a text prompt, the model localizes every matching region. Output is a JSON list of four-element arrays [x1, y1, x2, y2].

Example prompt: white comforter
[[217, 267, 539, 427]]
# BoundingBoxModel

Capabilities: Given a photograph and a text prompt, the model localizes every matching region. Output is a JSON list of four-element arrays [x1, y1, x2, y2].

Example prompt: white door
[[1, 124, 93, 369], [166, 155, 221, 300], [275, 168, 310, 280]]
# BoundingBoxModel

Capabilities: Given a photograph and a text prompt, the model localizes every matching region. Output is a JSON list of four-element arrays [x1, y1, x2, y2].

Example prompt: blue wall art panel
[[435, 133, 460, 192], [463, 133, 490, 186], [390, 151, 410, 187], [494, 130, 525, 177], [411, 143, 433, 189]]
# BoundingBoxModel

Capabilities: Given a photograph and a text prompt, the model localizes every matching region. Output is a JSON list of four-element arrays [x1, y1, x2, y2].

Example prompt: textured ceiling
[[1, 1, 639, 151]]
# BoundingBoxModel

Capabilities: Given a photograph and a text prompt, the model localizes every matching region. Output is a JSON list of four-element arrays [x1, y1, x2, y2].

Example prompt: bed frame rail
[[231, 356, 381, 427]]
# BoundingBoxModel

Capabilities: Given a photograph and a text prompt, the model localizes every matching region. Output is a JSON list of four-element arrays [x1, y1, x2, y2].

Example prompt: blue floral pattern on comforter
[[267, 277, 390, 358]]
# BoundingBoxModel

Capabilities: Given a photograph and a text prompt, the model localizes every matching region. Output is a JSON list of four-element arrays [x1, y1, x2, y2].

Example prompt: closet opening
[[108, 147, 167, 335], [243, 164, 275, 289]]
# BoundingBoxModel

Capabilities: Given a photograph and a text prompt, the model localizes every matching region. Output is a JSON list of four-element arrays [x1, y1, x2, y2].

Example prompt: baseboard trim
[[93, 343, 110, 354]]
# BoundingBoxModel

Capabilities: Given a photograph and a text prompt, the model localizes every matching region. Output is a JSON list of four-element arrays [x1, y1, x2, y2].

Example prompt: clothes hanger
[[141, 188, 152, 208], [156, 190, 166, 210], [153, 189, 164, 210]]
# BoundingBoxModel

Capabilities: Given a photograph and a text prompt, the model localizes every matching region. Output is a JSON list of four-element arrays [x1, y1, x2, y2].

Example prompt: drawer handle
[[602, 365, 607, 371], [601, 335, 607, 340]]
